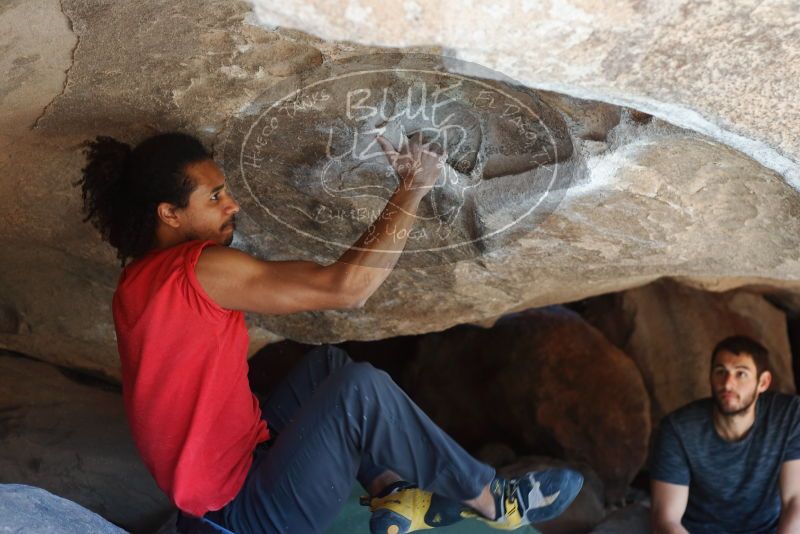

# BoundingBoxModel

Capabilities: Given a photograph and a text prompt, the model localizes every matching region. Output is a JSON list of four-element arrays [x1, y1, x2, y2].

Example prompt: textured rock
[[1, 1, 800, 377], [538, 91, 621, 143], [0, 0, 75, 141], [260, 120, 800, 344], [404, 307, 650, 501], [0, 352, 172, 532], [250, 0, 800, 189], [0, 484, 126, 534], [261, 41, 323, 77], [220, 52, 573, 267], [580, 280, 796, 422]]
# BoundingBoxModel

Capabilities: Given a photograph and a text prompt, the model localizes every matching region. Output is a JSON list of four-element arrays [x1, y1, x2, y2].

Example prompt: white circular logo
[[221, 54, 571, 266]]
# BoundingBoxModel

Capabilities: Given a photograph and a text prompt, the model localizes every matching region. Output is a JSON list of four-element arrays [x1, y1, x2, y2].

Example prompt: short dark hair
[[711, 335, 770, 376], [75, 132, 212, 266]]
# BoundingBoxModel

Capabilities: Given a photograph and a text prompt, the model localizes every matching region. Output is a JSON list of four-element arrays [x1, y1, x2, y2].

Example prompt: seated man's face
[[710, 350, 769, 416]]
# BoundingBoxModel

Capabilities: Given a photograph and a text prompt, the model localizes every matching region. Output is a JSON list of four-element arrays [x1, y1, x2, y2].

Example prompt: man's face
[[176, 159, 240, 246], [710, 350, 770, 416]]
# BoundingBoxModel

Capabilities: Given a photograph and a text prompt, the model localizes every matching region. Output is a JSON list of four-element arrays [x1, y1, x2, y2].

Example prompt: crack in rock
[[31, 0, 80, 130]]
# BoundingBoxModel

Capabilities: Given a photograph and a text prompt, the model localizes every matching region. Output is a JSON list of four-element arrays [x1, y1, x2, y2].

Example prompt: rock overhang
[[1, 0, 799, 377]]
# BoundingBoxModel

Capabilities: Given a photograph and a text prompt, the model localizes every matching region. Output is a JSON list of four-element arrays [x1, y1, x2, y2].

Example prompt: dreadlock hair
[[75, 132, 212, 266]]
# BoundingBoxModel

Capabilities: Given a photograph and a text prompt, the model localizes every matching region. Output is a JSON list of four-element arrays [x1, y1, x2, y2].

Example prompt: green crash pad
[[326, 486, 541, 534]]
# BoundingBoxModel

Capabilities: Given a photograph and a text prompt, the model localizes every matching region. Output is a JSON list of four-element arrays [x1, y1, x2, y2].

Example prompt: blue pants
[[184, 345, 495, 534]]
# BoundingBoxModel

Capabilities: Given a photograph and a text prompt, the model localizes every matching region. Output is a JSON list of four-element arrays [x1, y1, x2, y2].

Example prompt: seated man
[[76, 131, 582, 533], [650, 335, 800, 534]]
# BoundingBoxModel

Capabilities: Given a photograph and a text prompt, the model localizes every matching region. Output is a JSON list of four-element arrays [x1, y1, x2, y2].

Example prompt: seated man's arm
[[650, 417, 692, 534], [196, 135, 444, 315], [778, 459, 800, 534], [651, 480, 689, 534]]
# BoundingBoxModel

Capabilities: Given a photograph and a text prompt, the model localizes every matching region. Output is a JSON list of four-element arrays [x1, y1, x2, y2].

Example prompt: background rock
[[578, 280, 796, 422], [404, 307, 650, 501], [0, 351, 172, 532], [475, 442, 518, 469], [588, 503, 650, 534]]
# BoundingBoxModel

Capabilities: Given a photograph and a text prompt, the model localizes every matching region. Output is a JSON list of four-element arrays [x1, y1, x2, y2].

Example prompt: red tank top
[[112, 239, 269, 516]]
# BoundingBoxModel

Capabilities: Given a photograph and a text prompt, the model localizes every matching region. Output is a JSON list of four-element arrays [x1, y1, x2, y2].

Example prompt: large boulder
[[243, 112, 800, 347], [2, 1, 800, 378], [404, 307, 650, 501], [218, 52, 574, 268], [251, 0, 800, 188], [589, 504, 650, 534], [0, 484, 126, 534], [0, 351, 172, 532]]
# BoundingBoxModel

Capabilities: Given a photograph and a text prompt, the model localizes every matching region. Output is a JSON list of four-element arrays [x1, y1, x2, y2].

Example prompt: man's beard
[[223, 229, 235, 246], [713, 386, 758, 416], [222, 217, 236, 245]]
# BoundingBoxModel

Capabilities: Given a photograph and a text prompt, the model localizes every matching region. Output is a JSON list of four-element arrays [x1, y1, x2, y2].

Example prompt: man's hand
[[376, 132, 446, 198]]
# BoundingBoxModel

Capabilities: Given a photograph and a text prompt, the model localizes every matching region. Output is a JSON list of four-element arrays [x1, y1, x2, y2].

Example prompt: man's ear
[[758, 370, 772, 393], [156, 202, 181, 229]]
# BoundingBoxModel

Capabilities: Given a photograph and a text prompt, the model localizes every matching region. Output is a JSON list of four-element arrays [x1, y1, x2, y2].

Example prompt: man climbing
[[76, 130, 582, 533]]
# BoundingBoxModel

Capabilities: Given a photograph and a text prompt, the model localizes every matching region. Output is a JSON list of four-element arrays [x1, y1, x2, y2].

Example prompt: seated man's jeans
[[179, 345, 495, 534]]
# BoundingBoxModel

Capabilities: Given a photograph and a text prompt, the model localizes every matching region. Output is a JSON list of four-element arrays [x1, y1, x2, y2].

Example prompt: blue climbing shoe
[[474, 468, 584, 530]]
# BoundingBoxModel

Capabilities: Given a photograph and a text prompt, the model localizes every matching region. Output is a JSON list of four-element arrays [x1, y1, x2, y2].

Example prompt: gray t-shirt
[[650, 392, 800, 533]]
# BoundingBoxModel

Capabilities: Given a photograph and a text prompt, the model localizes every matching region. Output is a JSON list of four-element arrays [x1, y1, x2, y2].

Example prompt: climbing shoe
[[361, 481, 466, 534], [469, 469, 584, 530]]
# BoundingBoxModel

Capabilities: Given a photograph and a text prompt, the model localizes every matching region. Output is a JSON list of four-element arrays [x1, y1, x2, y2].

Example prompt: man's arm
[[196, 134, 445, 315], [651, 480, 689, 534], [778, 460, 800, 533]]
